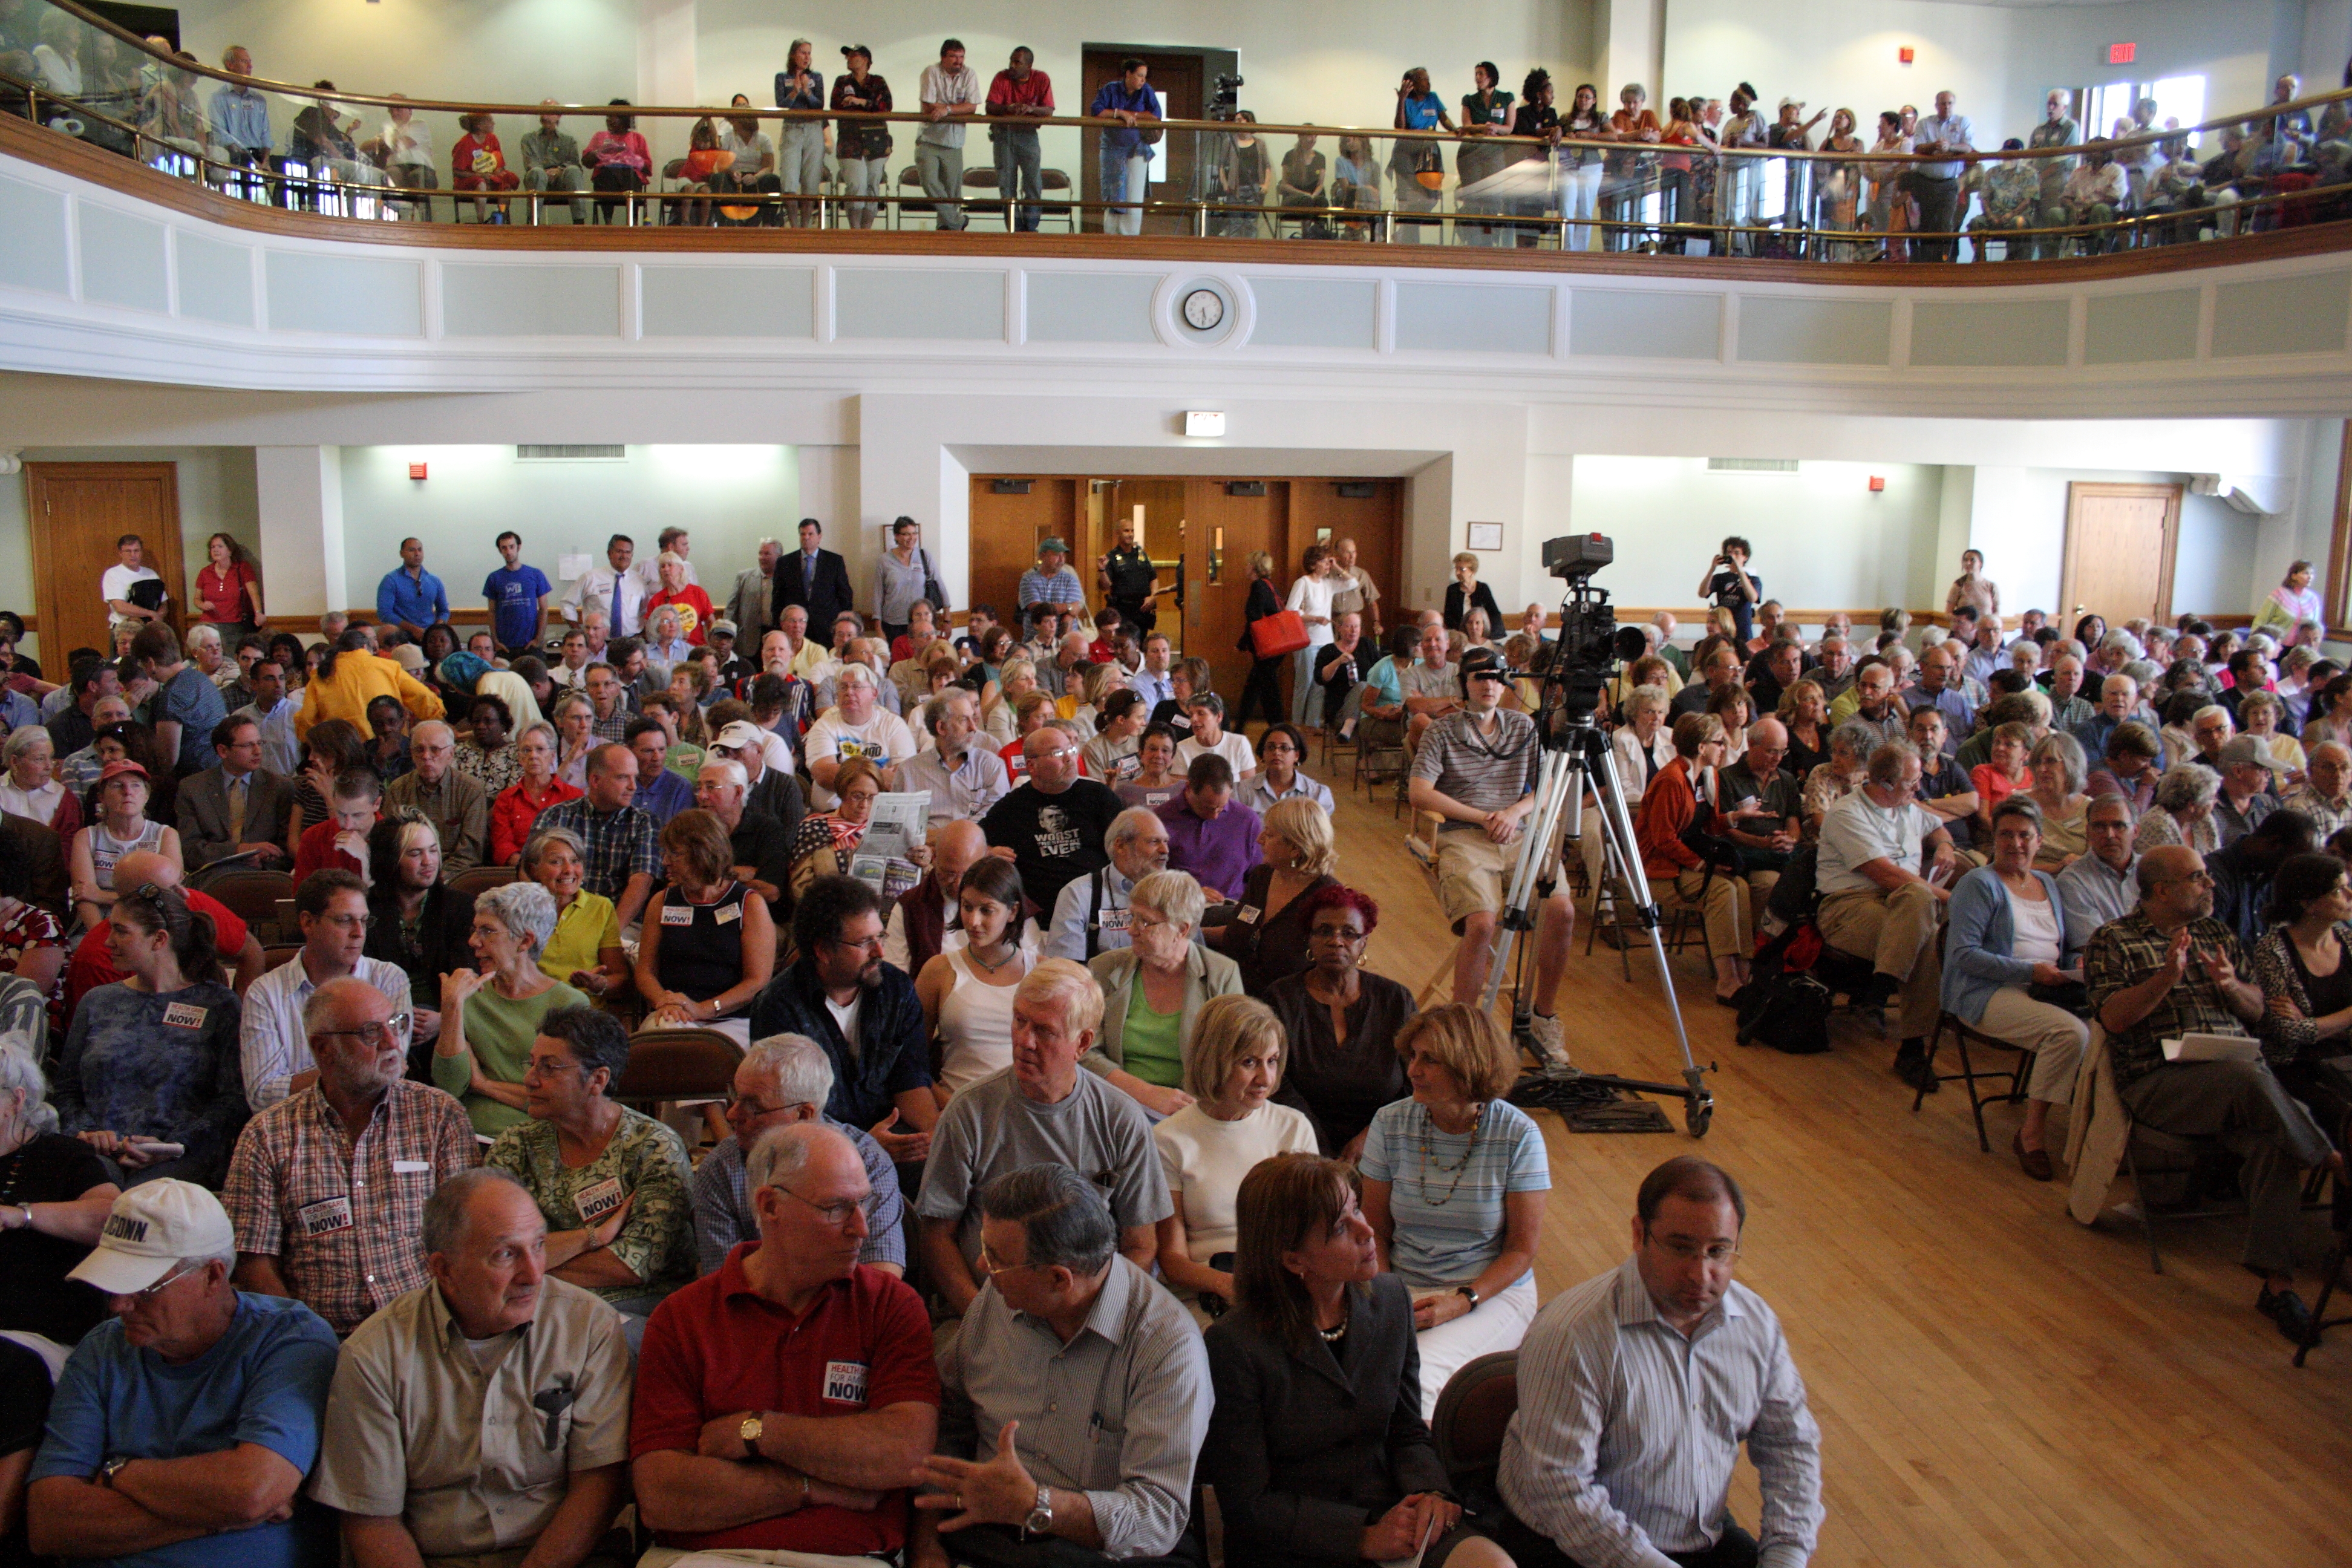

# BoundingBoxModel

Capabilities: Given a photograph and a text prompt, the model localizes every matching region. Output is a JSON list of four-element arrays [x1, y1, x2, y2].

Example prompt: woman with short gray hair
[[0, 1046, 122, 1350], [2025, 733, 2092, 872], [432, 880, 588, 1138], [2137, 764, 2223, 858], [1085, 870, 1241, 1119]]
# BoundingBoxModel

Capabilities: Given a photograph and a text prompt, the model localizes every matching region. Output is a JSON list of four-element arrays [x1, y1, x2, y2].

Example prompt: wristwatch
[[1455, 1285, 1481, 1312], [737, 1414, 765, 1456], [1022, 1483, 1054, 1540], [98, 1456, 131, 1488]]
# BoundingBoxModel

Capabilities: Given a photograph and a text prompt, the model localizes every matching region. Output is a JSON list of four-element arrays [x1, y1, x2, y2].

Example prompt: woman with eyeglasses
[[491, 722, 583, 867], [1264, 886, 1415, 1162], [363, 814, 470, 1059], [1085, 869, 1243, 1119], [1202, 1152, 1509, 1568], [484, 1004, 691, 1341], [54, 883, 244, 1187], [432, 880, 587, 1138], [519, 825, 629, 1002], [786, 754, 886, 902], [1361, 1003, 1549, 1419], [635, 809, 773, 1043], [915, 856, 1032, 1105]]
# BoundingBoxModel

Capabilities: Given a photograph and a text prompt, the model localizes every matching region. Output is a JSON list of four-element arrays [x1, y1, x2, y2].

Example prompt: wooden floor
[[1316, 750, 2351, 1568]]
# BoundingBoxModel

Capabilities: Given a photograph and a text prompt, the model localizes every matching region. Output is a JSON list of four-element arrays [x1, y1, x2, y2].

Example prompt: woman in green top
[[433, 879, 588, 1136], [485, 1004, 690, 1338], [1083, 870, 1243, 1120]]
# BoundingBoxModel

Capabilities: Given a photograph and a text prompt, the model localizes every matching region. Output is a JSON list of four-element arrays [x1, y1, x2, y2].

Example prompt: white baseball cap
[[712, 720, 767, 751], [68, 1179, 235, 1295]]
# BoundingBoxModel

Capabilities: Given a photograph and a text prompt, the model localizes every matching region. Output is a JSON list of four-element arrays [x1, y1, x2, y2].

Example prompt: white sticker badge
[[162, 1002, 209, 1029], [822, 1359, 870, 1406]]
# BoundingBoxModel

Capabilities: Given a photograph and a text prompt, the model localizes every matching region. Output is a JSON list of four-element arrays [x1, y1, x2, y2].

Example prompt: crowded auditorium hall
[[5, 3, 2352, 1567]]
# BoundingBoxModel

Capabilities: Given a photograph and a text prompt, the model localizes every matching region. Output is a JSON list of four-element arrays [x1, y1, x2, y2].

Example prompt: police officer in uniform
[[1097, 515, 1166, 636]]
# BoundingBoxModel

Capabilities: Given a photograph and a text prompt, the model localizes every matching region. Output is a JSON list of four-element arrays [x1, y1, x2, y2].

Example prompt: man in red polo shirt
[[631, 1120, 939, 1566], [64, 846, 266, 1013]]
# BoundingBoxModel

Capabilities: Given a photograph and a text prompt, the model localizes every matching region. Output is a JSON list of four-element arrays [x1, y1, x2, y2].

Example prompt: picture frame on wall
[[1466, 521, 1503, 552]]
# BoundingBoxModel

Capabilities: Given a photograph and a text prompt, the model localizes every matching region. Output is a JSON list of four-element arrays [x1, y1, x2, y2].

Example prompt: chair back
[[261, 943, 303, 973], [1430, 1350, 1519, 1500], [613, 1028, 744, 1108], [191, 866, 299, 941], [449, 864, 518, 899]]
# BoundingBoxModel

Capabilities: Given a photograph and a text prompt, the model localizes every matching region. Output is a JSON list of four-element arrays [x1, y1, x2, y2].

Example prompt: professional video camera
[[1207, 72, 1245, 121], [1530, 532, 1650, 748]]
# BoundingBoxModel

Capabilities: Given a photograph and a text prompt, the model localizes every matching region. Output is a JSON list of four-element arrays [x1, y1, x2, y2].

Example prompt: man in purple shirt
[[1155, 753, 1262, 902], [627, 719, 694, 828]]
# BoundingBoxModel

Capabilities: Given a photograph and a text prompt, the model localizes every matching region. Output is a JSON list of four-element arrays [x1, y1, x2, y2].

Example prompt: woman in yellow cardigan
[[295, 626, 445, 739]]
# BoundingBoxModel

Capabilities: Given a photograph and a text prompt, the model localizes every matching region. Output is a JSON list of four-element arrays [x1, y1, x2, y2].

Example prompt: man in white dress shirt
[[561, 534, 649, 639], [1497, 1157, 1823, 1568], [238, 869, 419, 1110]]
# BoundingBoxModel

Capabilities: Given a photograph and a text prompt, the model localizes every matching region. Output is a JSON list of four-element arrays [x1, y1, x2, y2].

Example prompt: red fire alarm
[[408, 462, 427, 481], [1898, 46, 1914, 65], [1868, 475, 1886, 492], [2109, 42, 2136, 65]]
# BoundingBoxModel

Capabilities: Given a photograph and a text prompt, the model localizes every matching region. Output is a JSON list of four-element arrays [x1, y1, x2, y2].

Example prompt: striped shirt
[[1358, 1096, 1548, 1287], [1498, 1256, 1824, 1568]]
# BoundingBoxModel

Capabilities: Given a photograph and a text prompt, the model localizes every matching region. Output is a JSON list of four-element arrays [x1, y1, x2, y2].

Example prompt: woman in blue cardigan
[[1939, 797, 2091, 1181]]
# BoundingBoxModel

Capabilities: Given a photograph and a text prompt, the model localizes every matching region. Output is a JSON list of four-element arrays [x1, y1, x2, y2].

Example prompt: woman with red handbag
[[1235, 550, 1289, 731]]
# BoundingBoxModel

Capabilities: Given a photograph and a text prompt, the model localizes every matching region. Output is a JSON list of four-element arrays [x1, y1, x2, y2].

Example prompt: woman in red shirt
[[1634, 711, 1751, 1003], [452, 113, 521, 222], [646, 552, 716, 644], [491, 722, 583, 866], [194, 532, 263, 643]]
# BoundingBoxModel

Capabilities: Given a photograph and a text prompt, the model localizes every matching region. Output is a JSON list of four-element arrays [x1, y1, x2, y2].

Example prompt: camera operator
[[1408, 648, 1573, 1062], [1696, 536, 1762, 647]]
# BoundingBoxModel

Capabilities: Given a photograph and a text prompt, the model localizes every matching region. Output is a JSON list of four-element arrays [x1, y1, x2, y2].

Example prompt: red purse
[[1249, 610, 1310, 659]]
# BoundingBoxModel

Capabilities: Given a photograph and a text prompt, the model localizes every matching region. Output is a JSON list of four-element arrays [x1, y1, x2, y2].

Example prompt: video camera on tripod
[[1512, 533, 1653, 749]]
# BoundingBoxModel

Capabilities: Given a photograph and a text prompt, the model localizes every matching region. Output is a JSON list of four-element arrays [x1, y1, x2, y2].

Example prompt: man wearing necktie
[[176, 713, 295, 868], [771, 515, 855, 639]]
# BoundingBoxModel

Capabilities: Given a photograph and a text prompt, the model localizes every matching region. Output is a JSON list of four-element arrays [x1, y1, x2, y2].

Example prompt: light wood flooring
[[1315, 750, 2351, 1568]]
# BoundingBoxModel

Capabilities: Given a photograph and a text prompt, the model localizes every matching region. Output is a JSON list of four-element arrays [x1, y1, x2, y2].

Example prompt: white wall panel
[[76, 204, 169, 315]]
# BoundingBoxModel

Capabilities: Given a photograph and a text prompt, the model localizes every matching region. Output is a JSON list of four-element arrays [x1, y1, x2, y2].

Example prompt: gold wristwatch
[[738, 1413, 764, 1455]]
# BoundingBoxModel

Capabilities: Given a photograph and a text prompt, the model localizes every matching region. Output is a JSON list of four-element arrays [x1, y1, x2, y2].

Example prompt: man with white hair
[[2284, 742, 2352, 839], [1811, 634, 1856, 703], [916, 960, 1169, 1318], [28, 1180, 341, 1568], [902, 688, 1011, 831], [1044, 806, 1170, 962], [224, 976, 476, 1334], [694, 756, 792, 907], [708, 718, 806, 837], [1037, 630, 1090, 701], [802, 664, 918, 811], [382, 719, 488, 873], [689, 1033, 906, 1276], [308, 1168, 630, 1568], [2043, 652, 2094, 734], [1649, 611, 1688, 679]]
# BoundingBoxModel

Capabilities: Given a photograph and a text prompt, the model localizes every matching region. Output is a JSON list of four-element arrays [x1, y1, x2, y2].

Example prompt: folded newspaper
[[850, 790, 931, 901]]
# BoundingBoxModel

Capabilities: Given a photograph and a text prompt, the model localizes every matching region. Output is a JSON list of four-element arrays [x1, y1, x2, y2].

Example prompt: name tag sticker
[[575, 1177, 627, 1224], [161, 1002, 208, 1030], [660, 904, 694, 927], [297, 1196, 354, 1235], [822, 1359, 870, 1405], [392, 1160, 431, 1174], [1100, 909, 1132, 933], [1236, 906, 1261, 926], [714, 903, 742, 924]]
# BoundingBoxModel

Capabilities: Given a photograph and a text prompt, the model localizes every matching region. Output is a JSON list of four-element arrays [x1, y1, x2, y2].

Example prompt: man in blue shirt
[[28, 1179, 341, 1568], [206, 45, 273, 198], [481, 531, 551, 656], [376, 538, 448, 641], [1088, 57, 1161, 235], [1016, 538, 1086, 639]]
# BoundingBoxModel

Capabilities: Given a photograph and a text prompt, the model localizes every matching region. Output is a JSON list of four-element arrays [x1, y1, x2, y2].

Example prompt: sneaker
[[1893, 1041, 1940, 1094], [2259, 1285, 2314, 1344], [1520, 1011, 1570, 1067]]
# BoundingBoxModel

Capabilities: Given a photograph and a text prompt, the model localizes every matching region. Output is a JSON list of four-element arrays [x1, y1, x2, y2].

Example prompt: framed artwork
[[1466, 522, 1504, 552]]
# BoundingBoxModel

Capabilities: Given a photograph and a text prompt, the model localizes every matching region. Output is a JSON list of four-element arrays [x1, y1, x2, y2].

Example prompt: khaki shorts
[[1435, 828, 1514, 932]]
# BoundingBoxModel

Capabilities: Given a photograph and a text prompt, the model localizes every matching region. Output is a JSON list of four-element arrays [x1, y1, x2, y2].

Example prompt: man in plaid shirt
[[2086, 843, 2341, 1341], [224, 977, 477, 1335], [539, 743, 662, 930]]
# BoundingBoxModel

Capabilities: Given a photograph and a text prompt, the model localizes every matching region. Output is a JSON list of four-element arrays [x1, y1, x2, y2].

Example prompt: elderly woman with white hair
[[1086, 869, 1244, 1119], [550, 689, 598, 792], [802, 661, 918, 811], [2135, 763, 2223, 858], [0, 725, 79, 839], [432, 879, 590, 1138], [642, 603, 694, 672]]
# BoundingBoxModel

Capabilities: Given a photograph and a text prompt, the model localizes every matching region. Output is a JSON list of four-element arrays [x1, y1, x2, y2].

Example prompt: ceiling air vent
[[516, 444, 626, 462], [1333, 482, 1378, 498], [1706, 457, 1798, 474], [991, 479, 1034, 495], [1225, 482, 1266, 497]]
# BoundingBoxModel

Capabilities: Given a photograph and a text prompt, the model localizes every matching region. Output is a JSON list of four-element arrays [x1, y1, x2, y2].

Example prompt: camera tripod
[[1479, 719, 1715, 1138]]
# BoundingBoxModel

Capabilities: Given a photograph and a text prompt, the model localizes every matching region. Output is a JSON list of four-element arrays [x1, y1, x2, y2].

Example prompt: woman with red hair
[[1264, 884, 1416, 1161]]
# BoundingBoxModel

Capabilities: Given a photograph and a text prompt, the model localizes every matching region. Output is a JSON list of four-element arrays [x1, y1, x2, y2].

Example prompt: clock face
[[1182, 288, 1226, 331]]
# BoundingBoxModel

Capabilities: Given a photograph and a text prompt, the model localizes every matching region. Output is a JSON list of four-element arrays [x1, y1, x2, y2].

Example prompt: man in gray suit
[[175, 713, 295, 870]]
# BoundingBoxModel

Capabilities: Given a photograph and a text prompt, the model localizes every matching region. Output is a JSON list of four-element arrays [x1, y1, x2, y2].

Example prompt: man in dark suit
[[175, 713, 295, 870], [771, 516, 854, 637]]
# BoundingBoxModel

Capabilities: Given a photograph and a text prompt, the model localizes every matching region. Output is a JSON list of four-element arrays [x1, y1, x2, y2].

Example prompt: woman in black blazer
[[1201, 1152, 1511, 1567], [1236, 549, 1289, 731]]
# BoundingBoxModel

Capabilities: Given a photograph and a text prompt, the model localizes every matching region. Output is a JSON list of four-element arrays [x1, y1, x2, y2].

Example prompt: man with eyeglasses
[[1496, 1157, 1822, 1568], [748, 875, 938, 1170], [1815, 740, 1958, 1093], [980, 727, 1124, 915], [1044, 808, 1169, 963], [690, 1033, 906, 1278], [382, 720, 488, 875], [238, 871, 417, 1111], [28, 1180, 340, 1568], [223, 976, 477, 1336], [2087, 844, 2343, 1340], [2056, 793, 2141, 964], [633, 1122, 939, 1567]]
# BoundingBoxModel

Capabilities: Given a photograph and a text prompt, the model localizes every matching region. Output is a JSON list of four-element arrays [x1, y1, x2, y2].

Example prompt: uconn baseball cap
[[68, 1179, 235, 1295]]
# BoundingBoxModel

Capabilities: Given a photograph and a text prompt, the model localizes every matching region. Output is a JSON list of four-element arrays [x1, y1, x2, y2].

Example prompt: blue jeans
[[1100, 148, 1148, 235], [995, 127, 1043, 230]]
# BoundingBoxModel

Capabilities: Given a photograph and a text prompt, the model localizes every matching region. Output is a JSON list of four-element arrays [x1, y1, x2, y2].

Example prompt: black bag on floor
[[1734, 918, 1834, 1054]]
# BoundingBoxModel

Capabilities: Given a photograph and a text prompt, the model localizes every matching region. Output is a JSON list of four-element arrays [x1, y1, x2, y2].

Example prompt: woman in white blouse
[[0, 728, 79, 838], [1285, 544, 1341, 728], [1152, 993, 1319, 1320], [915, 857, 1034, 1104]]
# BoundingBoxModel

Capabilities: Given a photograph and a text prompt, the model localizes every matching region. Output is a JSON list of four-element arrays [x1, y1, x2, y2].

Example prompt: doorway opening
[[1077, 44, 1237, 235]]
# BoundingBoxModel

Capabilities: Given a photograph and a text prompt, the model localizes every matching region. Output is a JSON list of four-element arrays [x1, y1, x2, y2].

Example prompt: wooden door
[[1079, 49, 1203, 235], [966, 477, 1082, 636], [2060, 482, 2181, 628], [24, 462, 184, 670], [1288, 480, 1403, 644], [1093, 477, 1185, 648], [1184, 479, 1286, 701]]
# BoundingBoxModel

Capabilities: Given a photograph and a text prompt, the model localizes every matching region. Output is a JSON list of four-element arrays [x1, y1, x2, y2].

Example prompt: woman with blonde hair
[[1237, 549, 1287, 731], [1211, 796, 1340, 993], [982, 658, 1036, 745], [1777, 676, 1831, 779], [1361, 1004, 1549, 1417], [1151, 995, 1319, 1318]]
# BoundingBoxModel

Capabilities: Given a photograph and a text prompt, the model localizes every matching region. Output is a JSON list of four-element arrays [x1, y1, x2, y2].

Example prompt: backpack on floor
[[1735, 917, 1834, 1054]]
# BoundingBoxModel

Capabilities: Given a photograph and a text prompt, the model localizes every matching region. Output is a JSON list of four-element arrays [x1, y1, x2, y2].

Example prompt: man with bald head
[[2088, 843, 2342, 1339], [2284, 741, 2352, 840], [225, 976, 476, 1336], [1719, 715, 1802, 913], [537, 743, 660, 929], [383, 719, 488, 872], [63, 847, 267, 1012], [980, 727, 1123, 913], [885, 818, 990, 975]]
